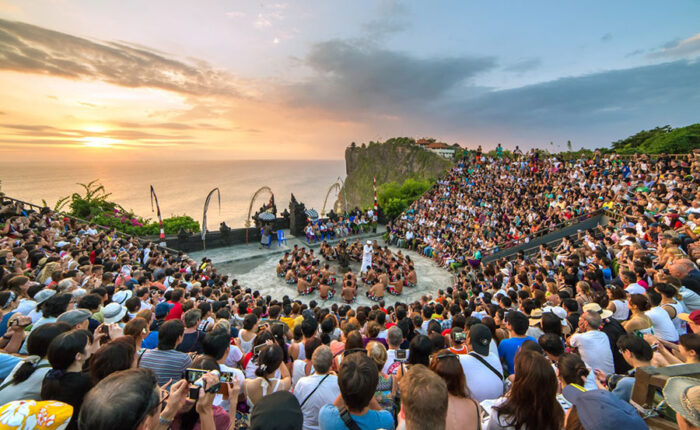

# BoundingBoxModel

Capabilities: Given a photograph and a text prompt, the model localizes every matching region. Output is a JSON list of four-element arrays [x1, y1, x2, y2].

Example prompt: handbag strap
[[338, 406, 362, 430], [469, 352, 503, 381], [299, 374, 330, 408]]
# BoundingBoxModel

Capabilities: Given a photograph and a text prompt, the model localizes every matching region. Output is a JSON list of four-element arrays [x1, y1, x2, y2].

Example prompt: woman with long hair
[[242, 343, 292, 409], [396, 334, 432, 382], [622, 294, 653, 336], [41, 329, 96, 430], [0, 322, 71, 404], [430, 349, 480, 430], [487, 350, 564, 430]]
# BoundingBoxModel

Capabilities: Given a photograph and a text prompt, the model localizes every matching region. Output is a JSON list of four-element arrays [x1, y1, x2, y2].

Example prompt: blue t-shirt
[[498, 336, 536, 375], [319, 405, 394, 430], [0, 311, 17, 337], [0, 353, 21, 380], [142, 331, 159, 349]]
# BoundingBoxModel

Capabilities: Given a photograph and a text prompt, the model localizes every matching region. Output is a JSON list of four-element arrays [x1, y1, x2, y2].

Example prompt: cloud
[[0, 18, 246, 97], [503, 57, 542, 74], [601, 32, 613, 42], [283, 39, 496, 112], [0, 122, 190, 148], [361, 0, 410, 41], [226, 11, 246, 18], [648, 32, 700, 59], [442, 59, 700, 143], [625, 49, 646, 58]]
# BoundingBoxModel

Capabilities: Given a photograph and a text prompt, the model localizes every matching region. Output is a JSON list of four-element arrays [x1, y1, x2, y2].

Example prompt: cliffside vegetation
[[608, 123, 700, 154], [342, 137, 452, 211]]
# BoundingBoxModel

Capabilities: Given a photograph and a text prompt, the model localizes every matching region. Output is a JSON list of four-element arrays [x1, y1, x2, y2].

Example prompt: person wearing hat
[[526, 308, 545, 339], [111, 290, 132, 306], [56, 309, 92, 330], [560, 363, 648, 430], [584, 302, 634, 374], [664, 376, 700, 430], [459, 323, 504, 402], [680, 310, 700, 333], [102, 302, 127, 326], [360, 240, 373, 275], [568, 310, 615, 374]]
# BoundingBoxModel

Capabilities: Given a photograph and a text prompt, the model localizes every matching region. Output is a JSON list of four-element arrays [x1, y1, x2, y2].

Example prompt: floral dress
[[374, 373, 395, 415]]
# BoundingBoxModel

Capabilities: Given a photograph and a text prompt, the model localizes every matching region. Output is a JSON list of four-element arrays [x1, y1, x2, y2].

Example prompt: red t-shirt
[[166, 301, 183, 321]]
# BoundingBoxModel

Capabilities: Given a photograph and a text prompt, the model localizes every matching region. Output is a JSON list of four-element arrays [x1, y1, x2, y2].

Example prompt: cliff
[[342, 137, 453, 209]]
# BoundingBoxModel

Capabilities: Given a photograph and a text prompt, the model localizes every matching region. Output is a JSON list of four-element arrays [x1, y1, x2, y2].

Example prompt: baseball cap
[[543, 306, 569, 327], [663, 377, 700, 428], [57, 309, 92, 327], [250, 391, 303, 430], [154, 302, 174, 319], [562, 385, 647, 430], [469, 323, 492, 356], [679, 310, 700, 325]]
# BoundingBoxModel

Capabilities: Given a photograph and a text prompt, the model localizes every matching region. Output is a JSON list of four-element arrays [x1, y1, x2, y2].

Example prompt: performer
[[361, 240, 373, 274]]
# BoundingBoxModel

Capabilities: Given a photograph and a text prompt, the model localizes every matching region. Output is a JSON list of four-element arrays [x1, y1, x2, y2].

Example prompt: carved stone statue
[[289, 193, 307, 236], [337, 240, 350, 273]]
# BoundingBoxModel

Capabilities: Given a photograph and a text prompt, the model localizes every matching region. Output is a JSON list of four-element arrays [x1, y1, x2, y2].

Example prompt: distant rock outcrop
[[342, 138, 453, 209]]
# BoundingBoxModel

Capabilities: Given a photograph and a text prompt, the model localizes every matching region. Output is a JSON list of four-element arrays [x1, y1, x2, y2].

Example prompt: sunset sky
[[1, 0, 699, 161]]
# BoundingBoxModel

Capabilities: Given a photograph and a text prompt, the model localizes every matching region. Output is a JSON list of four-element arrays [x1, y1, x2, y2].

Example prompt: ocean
[[0, 160, 346, 229]]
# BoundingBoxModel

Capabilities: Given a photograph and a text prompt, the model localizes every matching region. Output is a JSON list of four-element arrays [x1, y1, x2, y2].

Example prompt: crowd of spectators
[[0, 148, 698, 430]]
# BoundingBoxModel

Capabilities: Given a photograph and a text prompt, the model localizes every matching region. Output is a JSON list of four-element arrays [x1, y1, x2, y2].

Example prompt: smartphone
[[454, 332, 467, 342], [253, 343, 266, 359], [100, 325, 110, 335], [395, 349, 408, 362]]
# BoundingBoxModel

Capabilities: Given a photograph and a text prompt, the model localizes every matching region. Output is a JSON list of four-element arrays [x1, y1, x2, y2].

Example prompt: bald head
[[669, 259, 696, 279]]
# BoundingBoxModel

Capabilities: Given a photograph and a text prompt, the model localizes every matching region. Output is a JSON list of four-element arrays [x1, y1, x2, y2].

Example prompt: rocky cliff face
[[342, 139, 452, 209]]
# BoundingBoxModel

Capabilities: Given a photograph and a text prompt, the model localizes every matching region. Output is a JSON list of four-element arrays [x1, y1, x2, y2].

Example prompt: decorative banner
[[150, 185, 166, 247], [373, 176, 378, 211], [201, 187, 221, 249]]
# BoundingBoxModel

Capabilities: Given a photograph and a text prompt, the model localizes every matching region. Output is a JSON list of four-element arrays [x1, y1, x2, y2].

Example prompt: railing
[[0, 195, 180, 254]]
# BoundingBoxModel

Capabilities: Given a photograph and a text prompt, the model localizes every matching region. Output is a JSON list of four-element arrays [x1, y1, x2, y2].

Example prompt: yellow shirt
[[280, 316, 296, 330]]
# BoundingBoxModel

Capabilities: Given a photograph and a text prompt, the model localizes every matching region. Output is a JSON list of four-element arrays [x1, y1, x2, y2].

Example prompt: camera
[[395, 349, 408, 362], [454, 332, 467, 343]]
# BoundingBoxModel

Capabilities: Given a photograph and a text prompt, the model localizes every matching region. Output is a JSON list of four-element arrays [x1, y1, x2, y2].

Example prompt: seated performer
[[341, 280, 356, 304], [319, 282, 335, 300]]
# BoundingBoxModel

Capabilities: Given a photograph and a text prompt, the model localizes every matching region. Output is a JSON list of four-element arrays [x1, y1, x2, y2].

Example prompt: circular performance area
[[216, 241, 454, 306]]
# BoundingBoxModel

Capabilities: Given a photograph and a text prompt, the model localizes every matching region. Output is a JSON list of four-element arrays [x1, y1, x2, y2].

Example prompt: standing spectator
[[138, 319, 192, 386], [294, 346, 340, 430]]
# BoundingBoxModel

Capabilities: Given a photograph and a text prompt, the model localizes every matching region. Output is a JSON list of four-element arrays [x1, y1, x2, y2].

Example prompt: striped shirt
[[139, 349, 192, 386]]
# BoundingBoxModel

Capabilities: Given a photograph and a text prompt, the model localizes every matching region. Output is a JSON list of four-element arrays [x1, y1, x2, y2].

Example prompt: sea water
[[0, 160, 345, 228]]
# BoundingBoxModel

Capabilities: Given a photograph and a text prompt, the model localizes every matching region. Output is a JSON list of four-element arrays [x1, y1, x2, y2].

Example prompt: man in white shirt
[[621, 270, 646, 295], [383, 326, 408, 375], [459, 324, 504, 402], [294, 346, 340, 430], [568, 311, 615, 374]]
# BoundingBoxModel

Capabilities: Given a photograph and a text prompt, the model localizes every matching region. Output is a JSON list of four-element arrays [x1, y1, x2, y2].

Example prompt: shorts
[[321, 289, 335, 300], [365, 291, 382, 302], [286, 278, 298, 284], [404, 281, 416, 288], [387, 286, 401, 296], [299, 286, 314, 295]]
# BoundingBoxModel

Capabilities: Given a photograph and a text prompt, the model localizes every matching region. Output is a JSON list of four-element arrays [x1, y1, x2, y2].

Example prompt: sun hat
[[528, 308, 543, 326], [543, 305, 569, 327], [34, 289, 56, 306], [112, 290, 132, 305], [663, 377, 700, 428], [582, 302, 613, 319], [250, 391, 302, 430], [0, 400, 73, 430], [102, 302, 127, 324], [56, 309, 92, 327], [366, 240, 372, 245], [561, 385, 647, 430]]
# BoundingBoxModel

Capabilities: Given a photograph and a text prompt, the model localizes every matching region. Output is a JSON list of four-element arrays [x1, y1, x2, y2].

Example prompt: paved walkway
[[189, 225, 387, 265]]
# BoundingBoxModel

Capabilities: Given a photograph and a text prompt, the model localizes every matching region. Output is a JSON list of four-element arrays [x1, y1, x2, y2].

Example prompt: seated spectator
[[399, 364, 449, 430], [243, 343, 292, 409], [89, 336, 137, 384], [41, 330, 95, 430], [176, 309, 204, 354], [318, 352, 394, 430], [138, 319, 192, 386], [497, 311, 536, 375], [294, 345, 340, 430], [251, 391, 304, 430], [430, 350, 480, 430], [0, 322, 70, 404], [460, 323, 505, 402], [487, 350, 564, 430]]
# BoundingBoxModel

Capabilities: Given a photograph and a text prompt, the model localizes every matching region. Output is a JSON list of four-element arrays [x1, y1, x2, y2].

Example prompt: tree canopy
[[610, 123, 699, 154]]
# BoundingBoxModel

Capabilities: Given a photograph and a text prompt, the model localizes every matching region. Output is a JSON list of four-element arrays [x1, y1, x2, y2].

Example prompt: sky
[[0, 0, 699, 161]]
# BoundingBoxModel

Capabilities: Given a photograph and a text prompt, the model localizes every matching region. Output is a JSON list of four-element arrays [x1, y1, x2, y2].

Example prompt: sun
[[81, 136, 118, 148]]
